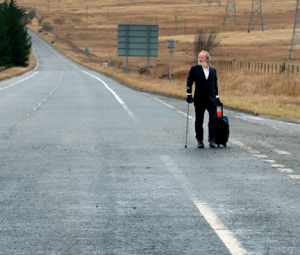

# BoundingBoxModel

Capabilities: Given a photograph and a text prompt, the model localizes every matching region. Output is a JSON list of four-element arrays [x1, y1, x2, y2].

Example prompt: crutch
[[185, 103, 190, 148]]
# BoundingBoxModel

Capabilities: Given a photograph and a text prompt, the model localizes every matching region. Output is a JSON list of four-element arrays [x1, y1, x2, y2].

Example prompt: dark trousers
[[194, 100, 218, 141]]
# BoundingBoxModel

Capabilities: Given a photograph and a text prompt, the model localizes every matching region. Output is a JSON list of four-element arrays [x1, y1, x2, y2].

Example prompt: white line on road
[[257, 141, 291, 155], [0, 71, 39, 91], [277, 168, 294, 173], [160, 155, 247, 255], [193, 201, 247, 255], [230, 139, 259, 154], [254, 155, 268, 159], [83, 71, 140, 124], [288, 175, 300, 180], [272, 164, 285, 168], [14, 72, 63, 130], [149, 95, 195, 120], [274, 149, 291, 155], [263, 160, 276, 163]]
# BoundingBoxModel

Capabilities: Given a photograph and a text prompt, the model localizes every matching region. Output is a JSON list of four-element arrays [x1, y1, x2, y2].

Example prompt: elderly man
[[186, 50, 222, 148]]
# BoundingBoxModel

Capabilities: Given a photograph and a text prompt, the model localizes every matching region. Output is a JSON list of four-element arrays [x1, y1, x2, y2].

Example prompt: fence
[[210, 60, 300, 75]]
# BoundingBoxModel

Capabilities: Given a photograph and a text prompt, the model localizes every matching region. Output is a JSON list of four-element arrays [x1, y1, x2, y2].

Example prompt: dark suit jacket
[[186, 65, 219, 104]]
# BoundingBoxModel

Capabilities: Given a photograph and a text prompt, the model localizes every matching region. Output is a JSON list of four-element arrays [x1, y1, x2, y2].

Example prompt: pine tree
[[5, 0, 32, 67], [0, 2, 12, 68]]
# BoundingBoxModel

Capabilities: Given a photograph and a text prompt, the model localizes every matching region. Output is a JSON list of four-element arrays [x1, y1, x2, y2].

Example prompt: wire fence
[[210, 60, 300, 75]]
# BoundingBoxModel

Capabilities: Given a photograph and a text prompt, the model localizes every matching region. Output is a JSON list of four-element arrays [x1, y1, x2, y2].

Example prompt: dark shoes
[[208, 137, 215, 148], [197, 140, 205, 149]]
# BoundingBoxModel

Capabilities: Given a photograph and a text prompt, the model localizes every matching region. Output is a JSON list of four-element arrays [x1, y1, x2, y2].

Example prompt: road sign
[[84, 48, 89, 63], [118, 24, 159, 73], [166, 39, 176, 49]]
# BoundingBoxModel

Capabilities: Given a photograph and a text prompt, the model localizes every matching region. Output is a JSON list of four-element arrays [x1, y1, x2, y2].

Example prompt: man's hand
[[216, 98, 222, 106], [186, 95, 193, 104]]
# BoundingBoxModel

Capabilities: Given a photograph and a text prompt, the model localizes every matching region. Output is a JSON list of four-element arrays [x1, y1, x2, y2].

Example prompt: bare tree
[[36, 16, 44, 26], [28, 10, 36, 20], [193, 28, 221, 62]]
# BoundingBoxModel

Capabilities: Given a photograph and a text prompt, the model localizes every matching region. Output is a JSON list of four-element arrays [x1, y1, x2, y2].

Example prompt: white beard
[[199, 61, 208, 67]]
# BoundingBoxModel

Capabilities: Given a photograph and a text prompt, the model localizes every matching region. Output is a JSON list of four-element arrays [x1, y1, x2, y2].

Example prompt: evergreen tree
[[5, 0, 32, 67], [0, 2, 12, 67]]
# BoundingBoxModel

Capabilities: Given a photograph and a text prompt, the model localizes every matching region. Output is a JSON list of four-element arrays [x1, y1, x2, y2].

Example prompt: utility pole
[[207, 0, 221, 7], [248, 0, 264, 32], [290, 0, 300, 59], [223, 0, 237, 25]]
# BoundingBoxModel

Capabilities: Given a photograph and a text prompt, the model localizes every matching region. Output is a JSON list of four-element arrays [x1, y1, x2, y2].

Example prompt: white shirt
[[202, 66, 209, 80]]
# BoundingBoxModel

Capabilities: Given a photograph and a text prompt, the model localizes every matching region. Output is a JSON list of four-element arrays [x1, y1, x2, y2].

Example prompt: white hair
[[199, 50, 211, 62]]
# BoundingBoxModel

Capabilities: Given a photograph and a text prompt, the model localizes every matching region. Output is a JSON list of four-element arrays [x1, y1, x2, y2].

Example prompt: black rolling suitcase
[[209, 104, 230, 147]]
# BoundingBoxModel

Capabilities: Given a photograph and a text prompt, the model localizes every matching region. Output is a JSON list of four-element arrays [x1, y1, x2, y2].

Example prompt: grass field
[[12, 0, 300, 120]]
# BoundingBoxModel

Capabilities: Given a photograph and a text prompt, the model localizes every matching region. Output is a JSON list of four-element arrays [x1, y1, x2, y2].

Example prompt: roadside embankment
[[0, 51, 36, 81]]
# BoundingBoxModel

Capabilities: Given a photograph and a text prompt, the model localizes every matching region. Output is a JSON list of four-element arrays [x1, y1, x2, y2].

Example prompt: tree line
[[0, 0, 32, 69]]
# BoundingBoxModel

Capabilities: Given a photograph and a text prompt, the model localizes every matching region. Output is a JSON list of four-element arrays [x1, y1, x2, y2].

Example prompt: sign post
[[84, 48, 90, 63], [118, 24, 159, 73], [166, 39, 176, 81]]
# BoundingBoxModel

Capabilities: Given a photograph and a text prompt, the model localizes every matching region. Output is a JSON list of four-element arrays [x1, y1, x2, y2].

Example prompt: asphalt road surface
[[1, 31, 300, 254]]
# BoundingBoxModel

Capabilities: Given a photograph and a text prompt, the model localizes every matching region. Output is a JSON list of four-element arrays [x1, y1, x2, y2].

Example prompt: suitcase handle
[[217, 103, 224, 120]]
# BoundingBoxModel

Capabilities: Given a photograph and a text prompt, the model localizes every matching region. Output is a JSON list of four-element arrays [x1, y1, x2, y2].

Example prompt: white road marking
[[193, 201, 247, 255], [230, 139, 259, 154], [272, 126, 286, 132], [257, 141, 291, 155], [257, 141, 273, 148], [263, 160, 276, 163], [288, 175, 300, 180], [83, 71, 140, 124], [149, 95, 195, 120], [254, 155, 268, 159], [0, 71, 39, 91], [272, 164, 285, 168], [14, 72, 63, 130], [277, 168, 294, 173], [274, 149, 291, 155], [161, 155, 247, 255]]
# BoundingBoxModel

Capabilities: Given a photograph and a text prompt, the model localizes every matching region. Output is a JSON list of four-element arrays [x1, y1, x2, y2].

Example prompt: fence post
[[292, 65, 294, 74]]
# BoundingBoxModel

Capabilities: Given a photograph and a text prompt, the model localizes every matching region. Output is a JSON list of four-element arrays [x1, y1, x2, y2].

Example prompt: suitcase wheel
[[223, 143, 227, 147]]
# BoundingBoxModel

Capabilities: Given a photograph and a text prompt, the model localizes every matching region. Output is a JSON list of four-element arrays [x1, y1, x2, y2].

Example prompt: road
[[0, 30, 300, 254]]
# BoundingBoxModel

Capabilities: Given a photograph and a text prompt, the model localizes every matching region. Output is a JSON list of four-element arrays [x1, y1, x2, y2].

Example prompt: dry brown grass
[[13, 0, 300, 120], [0, 52, 36, 81]]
